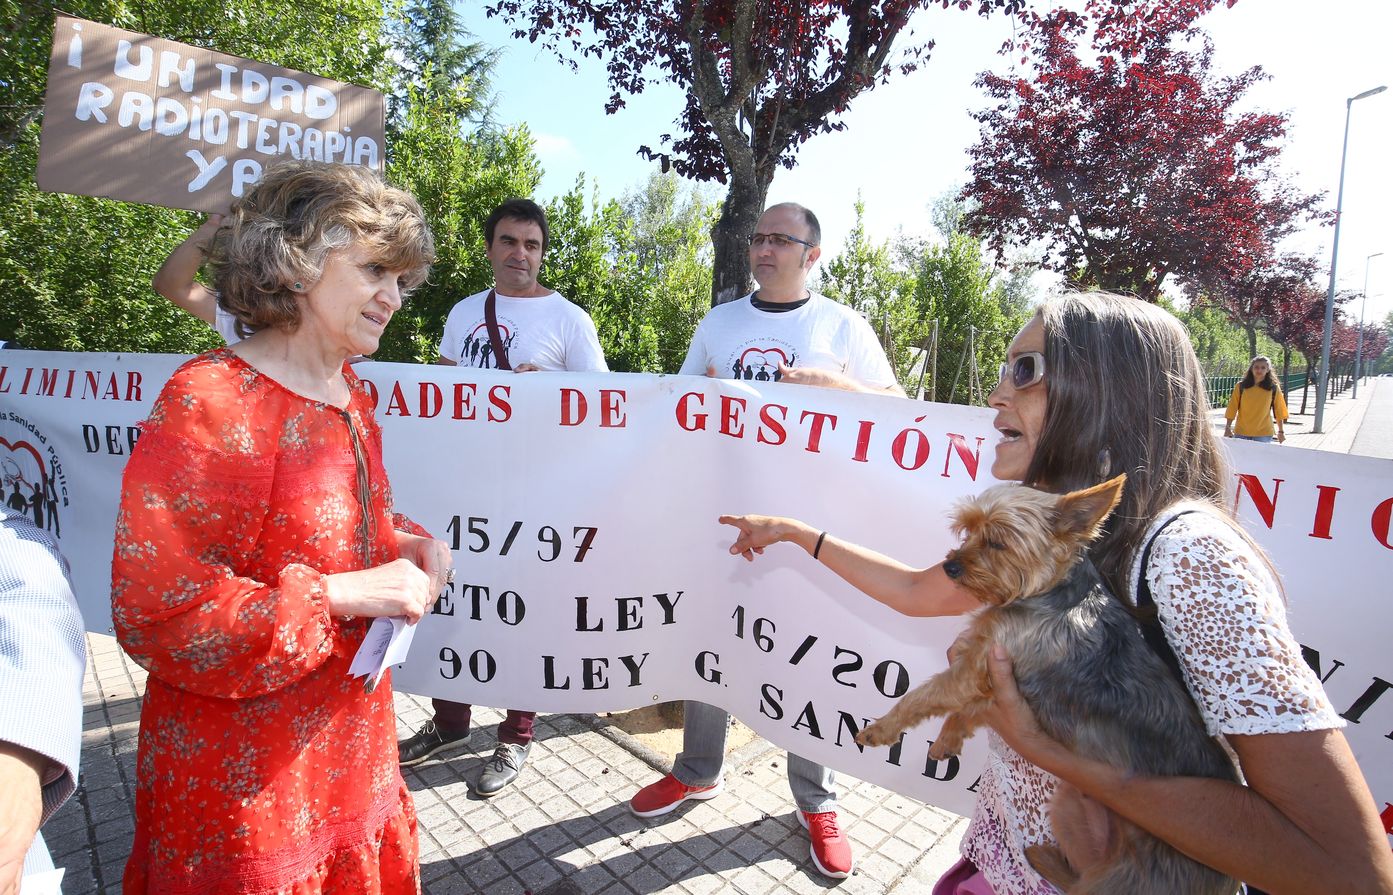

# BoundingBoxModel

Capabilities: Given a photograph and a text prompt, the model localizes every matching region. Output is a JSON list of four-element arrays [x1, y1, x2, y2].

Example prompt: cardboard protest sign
[[35, 15, 385, 212]]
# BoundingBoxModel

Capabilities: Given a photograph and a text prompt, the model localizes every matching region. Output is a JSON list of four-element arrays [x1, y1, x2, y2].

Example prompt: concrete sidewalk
[[47, 633, 967, 894], [1210, 374, 1393, 459], [47, 376, 1391, 894]]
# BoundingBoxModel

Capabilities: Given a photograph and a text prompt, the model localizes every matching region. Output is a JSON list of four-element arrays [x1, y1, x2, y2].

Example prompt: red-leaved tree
[[1199, 252, 1322, 358], [1267, 283, 1360, 412], [486, 0, 1221, 305], [961, 7, 1322, 302]]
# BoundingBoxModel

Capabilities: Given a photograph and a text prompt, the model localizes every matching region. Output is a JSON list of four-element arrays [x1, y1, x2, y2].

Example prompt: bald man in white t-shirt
[[630, 202, 903, 882]]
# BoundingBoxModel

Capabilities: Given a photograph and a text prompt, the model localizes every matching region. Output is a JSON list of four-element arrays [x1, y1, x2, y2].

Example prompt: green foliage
[[1172, 300, 1290, 377], [379, 83, 540, 362], [388, 0, 500, 131], [538, 171, 718, 374], [613, 172, 719, 373], [1372, 311, 1393, 375], [0, 0, 399, 351], [0, 128, 221, 352], [817, 196, 1033, 404]]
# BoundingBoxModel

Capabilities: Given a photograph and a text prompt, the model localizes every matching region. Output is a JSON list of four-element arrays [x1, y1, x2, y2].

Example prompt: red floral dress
[[112, 350, 422, 894]]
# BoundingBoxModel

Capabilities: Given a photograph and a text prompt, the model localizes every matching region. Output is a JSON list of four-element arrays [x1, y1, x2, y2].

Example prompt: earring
[[292, 282, 304, 291]]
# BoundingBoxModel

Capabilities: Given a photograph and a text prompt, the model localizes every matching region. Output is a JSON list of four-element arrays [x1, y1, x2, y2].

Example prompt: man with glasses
[[627, 202, 903, 881]]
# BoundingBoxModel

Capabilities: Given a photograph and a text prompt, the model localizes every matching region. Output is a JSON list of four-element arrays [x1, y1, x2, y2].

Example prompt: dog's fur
[[854, 475, 1240, 895]]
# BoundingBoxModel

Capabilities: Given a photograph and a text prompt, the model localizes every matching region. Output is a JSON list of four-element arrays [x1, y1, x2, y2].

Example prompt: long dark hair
[[1023, 294, 1229, 598], [1240, 355, 1280, 392]]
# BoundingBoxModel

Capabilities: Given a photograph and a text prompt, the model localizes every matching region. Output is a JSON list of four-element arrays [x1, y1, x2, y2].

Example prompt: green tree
[[0, 0, 399, 351], [378, 81, 541, 363], [389, 0, 500, 131], [617, 172, 720, 373], [0, 133, 223, 352], [898, 229, 1024, 405], [538, 179, 629, 364], [1173, 300, 1286, 377], [818, 196, 1031, 403], [816, 198, 914, 375]]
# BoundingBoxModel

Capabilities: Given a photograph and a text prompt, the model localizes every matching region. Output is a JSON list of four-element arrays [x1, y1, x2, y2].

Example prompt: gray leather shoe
[[475, 742, 530, 796], [398, 720, 469, 767]]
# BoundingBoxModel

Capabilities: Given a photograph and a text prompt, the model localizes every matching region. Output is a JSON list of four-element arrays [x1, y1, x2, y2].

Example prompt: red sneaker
[[798, 810, 854, 879], [628, 773, 723, 817]]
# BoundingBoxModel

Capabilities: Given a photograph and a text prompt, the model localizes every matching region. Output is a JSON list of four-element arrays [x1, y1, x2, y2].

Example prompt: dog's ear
[[1052, 474, 1127, 542]]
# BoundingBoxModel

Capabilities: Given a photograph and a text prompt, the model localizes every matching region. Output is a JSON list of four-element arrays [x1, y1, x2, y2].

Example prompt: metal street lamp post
[[1315, 84, 1386, 433], [1352, 251, 1383, 398]]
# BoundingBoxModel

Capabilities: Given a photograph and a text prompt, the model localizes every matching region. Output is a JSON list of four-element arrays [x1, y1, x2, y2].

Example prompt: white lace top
[[960, 506, 1344, 894]]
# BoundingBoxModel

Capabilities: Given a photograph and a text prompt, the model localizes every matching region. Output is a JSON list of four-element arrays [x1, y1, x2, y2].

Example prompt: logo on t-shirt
[[456, 319, 517, 369], [730, 342, 797, 382]]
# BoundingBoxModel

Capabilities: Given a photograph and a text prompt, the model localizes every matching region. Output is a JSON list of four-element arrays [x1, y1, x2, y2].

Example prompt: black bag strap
[[484, 289, 512, 372], [1137, 511, 1271, 895], [1134, 510, 1200, 686]]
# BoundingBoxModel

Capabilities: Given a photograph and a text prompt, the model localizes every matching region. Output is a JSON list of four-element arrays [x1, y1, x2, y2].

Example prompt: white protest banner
[[35, 15, 385, 212], [1, 350, 1389, 824]]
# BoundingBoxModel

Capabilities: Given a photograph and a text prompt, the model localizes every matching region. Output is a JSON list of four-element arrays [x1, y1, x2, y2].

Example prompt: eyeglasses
[[998, 352, 1046, 390], [747, 232, 817, 250]]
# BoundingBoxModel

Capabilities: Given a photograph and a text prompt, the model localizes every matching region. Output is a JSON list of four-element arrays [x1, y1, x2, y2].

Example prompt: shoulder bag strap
[[1138, 512, 1272, 895], [484, 289, 512, 372], [1134, 510, 1199, 686]]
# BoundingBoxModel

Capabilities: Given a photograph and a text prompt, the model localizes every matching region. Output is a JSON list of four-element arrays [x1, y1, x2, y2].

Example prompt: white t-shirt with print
[[438, 289, 607, 372], [213, 306, 245, 345], [679, 292, 896, 388], [960, 508, 1344, 894]]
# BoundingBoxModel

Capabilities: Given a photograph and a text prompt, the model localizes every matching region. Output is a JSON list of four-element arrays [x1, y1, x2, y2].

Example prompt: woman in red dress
[[112, 160, 448, 894]]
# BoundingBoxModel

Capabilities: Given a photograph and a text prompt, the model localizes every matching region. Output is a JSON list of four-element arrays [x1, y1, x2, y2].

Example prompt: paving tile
[[51, 634, 976, 894]]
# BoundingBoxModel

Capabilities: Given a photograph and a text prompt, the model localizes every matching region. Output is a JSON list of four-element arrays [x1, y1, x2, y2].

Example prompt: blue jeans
[[1234, 435, 1274, 443], [673, 700, 837, 814]]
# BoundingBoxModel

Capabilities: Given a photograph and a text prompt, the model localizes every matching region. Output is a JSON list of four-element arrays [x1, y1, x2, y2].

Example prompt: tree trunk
[[1299, 355, 1313, 414], [1246, 324, 1257, 361], [710, 173, 768, 306]]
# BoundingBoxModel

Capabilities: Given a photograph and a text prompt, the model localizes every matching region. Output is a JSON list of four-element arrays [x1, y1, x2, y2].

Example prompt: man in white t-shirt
[[435, 200, 607, 374], [398, 198, 608, 796], [629, 202, 903, 882]]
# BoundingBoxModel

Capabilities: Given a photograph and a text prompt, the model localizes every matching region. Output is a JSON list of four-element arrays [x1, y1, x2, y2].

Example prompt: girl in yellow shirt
[[1224, 355, 1287, 443]]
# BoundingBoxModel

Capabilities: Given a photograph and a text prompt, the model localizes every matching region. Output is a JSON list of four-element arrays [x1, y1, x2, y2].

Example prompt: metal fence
[[1204, 372, 1309, 409]]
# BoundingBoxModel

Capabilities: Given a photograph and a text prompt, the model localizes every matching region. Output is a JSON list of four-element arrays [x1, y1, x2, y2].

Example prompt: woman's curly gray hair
[[207, 160, 434, 332]]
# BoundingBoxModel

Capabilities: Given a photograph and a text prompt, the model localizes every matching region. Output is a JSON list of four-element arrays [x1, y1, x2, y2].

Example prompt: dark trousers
[[432, 699, 535, 745]]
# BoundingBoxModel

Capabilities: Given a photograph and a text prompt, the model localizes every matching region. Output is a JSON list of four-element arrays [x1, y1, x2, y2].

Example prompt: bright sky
[[461, 1, 1392, 326]]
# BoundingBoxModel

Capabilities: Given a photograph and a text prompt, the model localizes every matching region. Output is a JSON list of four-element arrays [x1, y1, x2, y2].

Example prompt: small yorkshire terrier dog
[[855, 475, 1240, 895]]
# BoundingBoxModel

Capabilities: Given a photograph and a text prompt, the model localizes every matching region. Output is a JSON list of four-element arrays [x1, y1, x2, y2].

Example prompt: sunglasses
[[747, 232, 817, 250], [998, 352, 1046, 390]]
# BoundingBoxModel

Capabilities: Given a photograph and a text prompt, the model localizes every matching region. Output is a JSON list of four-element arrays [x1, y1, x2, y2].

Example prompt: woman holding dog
[[1224, 355, 1288, 443], [112, 160, 448, 894], [721, 294, 1393, 895]]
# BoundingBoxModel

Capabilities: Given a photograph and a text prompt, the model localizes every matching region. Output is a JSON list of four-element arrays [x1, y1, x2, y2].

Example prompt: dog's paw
[[855, 721, 901, 747], [927, 739, 961, 760]]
